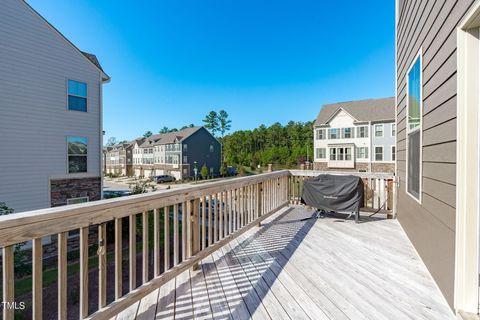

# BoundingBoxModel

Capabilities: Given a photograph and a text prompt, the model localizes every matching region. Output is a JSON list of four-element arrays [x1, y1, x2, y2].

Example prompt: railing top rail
[[0, 170, 289, 248], [289, 169, 395, 180]]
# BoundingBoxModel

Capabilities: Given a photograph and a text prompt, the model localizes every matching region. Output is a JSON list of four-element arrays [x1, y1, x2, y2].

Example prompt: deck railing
[[289, 170, 397, 217], [0, 170, 290, 320], [0, 169, 396, 320]]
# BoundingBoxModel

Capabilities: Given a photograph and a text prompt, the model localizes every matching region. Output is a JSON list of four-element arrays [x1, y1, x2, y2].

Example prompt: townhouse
[[313, 97, 395, 173], [106, 126, 221, 180], [104, 141, 134, 176], [0, 0, 109, 213]]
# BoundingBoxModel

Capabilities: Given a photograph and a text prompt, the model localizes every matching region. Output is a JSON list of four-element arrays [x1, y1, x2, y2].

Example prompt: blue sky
[[28, 0, 395, 141]]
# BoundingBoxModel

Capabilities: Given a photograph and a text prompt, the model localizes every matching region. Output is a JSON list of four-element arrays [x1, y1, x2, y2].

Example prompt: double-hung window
[[374, 124, 384, 137], [407, 55, 422, 200], [357, 126, 368, 138], [391, 124, 396, 137], [328, 128, 339, 139], [316, 148, 326, 159], [392, 146, 396, 161], [343, 128, 353, 139], [68, 80, 87, 112], [356, 147, 368, 159], [375, 146, 383, 161], [316, 129, 325, 140], [68, 136, 88, 173]]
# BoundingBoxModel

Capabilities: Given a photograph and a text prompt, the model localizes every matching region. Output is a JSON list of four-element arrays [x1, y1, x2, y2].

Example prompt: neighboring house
[[0, 0, 109, 213], [104, 142, 134, 176], [313, 98, 395, 173], [396, 0, 480, 315], [134, 126, 221, 180]]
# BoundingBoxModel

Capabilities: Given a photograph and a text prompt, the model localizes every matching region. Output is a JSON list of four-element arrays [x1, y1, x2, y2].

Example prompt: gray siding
[[182, 128, 222, 177], [0, 0, 103, 212], [396, 0, 475, 308], [371, 121, 396, 162]]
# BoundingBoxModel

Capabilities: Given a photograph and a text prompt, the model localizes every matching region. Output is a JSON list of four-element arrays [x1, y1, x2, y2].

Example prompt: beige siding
[[396, 0, 476, 309], [0, 0, 104, 212]]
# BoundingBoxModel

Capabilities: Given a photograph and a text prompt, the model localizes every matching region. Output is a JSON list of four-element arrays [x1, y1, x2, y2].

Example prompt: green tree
[[143, 131, 153, 138], [106, 137, 118, 146], [220, 166, 227, 177], [203, 111, 219, 137], [200, 164, 209, 179], [218, 110, 232, 138], [159, 127, 169, 134]]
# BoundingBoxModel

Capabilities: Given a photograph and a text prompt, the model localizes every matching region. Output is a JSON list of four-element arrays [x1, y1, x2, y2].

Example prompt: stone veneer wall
[[313, 162, 369, 172], [371, 163, 395, 174], [50, 177, 101, 207]]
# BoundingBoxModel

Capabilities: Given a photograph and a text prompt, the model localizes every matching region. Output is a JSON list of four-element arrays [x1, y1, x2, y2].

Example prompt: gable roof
[[140, 126, 204, 148], [21, 0, 110, 82], [314, 97, 395, 126]]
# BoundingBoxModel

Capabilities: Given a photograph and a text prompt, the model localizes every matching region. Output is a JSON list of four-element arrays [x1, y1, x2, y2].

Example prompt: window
[[68, 80, 87, 112], [345, 148, 352, 160], [316, 129, 325, 140], [329, 147, 352, 161], [374, 124, 384, 137], [391, 124, 396, 137], [357, 126, 368, 138], [407, 55, 422, 200], [316, 148, 326, 159], [328, 128, 339, 139], [67, 197, 89, 205], [375, 146, 383, 161], [210, 145, 214, 152], [183, 144, 188, 152], [329, 148, 336, 160], [342, 128, 353, 139], [183, 156, 188, 163], [356, 147, 368, 159], [68, 136, 88, 173], [391, 146, 396, 161]]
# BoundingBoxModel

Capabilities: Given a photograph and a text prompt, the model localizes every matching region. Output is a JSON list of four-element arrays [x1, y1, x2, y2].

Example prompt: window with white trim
[[68, 136, 88, 173], [316, 148, 326, 159], [375, 146, 383, 161], [374, 124, 384, 137], [356, 147, 368, 159], [329, 147, 352, 161], [316, 129, 325, 140], [356, 126, 368, 138], [391, 145, 396, 161], [391, 124, 396, 137], [328, 128, 339, 139], [342, 127, 354, 139], [407, 55, 422, 200], [68, 80, 87, 112]]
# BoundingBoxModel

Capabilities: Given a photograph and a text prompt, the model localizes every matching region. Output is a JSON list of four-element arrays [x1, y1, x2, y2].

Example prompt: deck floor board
[[116, 206, 455, 320]]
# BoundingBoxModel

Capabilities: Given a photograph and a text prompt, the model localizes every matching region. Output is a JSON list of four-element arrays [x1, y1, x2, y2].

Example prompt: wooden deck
[[115, 206, 454, 320]]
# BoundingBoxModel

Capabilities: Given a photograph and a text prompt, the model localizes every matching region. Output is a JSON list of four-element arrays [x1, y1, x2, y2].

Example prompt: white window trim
[[405, 49, 423, 204], [391, 123, 396, 137], [66, 78, 88, 113], [374, 124, 384, 137], [357, 146, 368, 159], [374, 145, 384, 162]]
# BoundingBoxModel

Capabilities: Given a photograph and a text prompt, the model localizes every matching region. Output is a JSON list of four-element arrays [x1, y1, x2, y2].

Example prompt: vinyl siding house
[[0, 0, 109, 213], [128, 127, 221, 180], [313, 98, 395, 173], [396, 0, 480, 316], [104, 142, 134, 176]]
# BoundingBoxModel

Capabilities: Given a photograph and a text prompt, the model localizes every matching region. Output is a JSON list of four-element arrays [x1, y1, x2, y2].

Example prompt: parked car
[[226, 166, 237, 176], [153, 175, 176, 183], [103, 190, 132, 199]]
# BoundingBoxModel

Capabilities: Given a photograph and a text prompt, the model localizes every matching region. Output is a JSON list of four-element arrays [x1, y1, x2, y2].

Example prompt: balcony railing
[[0, 169, 396, 320]]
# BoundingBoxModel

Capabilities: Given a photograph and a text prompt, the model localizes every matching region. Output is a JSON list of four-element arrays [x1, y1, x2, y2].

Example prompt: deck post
[[391, 176, 398, 219], [192, 198, 201, 270]]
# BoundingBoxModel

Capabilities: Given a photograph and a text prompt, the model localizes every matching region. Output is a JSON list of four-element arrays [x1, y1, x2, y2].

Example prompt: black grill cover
[[301, 174, 364, 213]]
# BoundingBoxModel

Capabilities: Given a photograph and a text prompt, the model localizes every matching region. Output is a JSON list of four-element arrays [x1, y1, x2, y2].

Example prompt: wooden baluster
[[3, 246, 14, 320], [129, 214, 136, 291], [219, 191, 224, 239], [192, 198, 200, 270], [207, 195, 213, 246], [154, 208, 160, 276], [182, 202, 187, 261], [201, 196, 206, 249], [164, 206, 170, 271], [186, 200, 192, 258], [80, 227, 89, 318], [214, 193, 219, 242], [230, 189, 234, 233], [58, 232, 67, 320], [250, 185, 254, 222], [98, 223, 107, 308], [114, 218, 122, 300], [142, 211, 149, 283], [32, 238, 42, 320], [173, 204, 179, 266], [239, 187, 244, 227]]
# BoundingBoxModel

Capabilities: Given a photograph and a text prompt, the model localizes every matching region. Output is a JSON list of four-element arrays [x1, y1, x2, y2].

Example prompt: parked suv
[[153, 175, 176, 183]]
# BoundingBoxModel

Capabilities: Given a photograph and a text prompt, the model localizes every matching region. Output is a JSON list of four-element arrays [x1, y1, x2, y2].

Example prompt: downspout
[[369, 120, 372, 172]]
